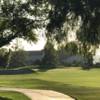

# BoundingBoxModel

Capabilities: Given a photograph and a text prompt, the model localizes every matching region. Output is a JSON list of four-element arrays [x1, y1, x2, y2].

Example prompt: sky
[[21, 29, 47, 51], [20, 37, 46, 51], [2, 29, 47, 51]]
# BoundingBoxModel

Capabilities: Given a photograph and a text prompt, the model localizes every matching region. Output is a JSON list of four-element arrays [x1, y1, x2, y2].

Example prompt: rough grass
[[0, 67, 100, 100], [0, 91, 30, 100]]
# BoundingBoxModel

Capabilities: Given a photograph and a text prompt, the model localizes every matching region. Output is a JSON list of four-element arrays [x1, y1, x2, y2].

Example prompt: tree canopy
[[0, 0, 49, 47], [0, 0, 100, 50], [47, 0, 100, 66], [47, 0, 100, 45]]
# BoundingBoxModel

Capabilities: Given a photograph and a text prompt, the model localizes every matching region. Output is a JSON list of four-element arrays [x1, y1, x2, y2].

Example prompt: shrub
[[9, 50, 28, 68], [0, 48, 9, 68], [40, 42, 59, 69]]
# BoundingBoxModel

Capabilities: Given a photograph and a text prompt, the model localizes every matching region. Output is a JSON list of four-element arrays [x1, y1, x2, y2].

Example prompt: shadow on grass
[[0, 69, 36, 75], [0, 97, 12, 100], [30, 79, 100, 100], [6, 78, 100, 100]]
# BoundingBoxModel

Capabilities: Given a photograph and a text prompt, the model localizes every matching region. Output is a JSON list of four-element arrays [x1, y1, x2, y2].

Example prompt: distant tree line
[[0, 48, 28, 69], [0, 0, 100, 69]]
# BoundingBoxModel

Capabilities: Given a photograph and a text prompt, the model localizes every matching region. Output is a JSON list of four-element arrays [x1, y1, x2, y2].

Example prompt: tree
[[9, 50, 29, 68], [0, 48, 9, 67], [47, 0, 100, 67], [0, 0, 50, 47], [41, 40, 59, 69], [0, 0, 100, 68], [6, 38, 29, 69], [65, 42, 78, 55]]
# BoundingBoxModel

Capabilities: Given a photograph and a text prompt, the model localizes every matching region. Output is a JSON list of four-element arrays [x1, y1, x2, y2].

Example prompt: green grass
[[0, 91, 30, 100], [0, 67, 100, 100]]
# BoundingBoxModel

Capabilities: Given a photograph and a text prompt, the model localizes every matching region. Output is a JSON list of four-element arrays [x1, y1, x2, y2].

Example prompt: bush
[[65, 42, 78, 55], [0, 48, 9, 68], [40, 42, 59, 69], [9, 50, 28, 68]]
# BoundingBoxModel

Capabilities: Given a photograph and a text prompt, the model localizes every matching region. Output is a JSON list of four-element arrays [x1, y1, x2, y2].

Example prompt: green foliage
[[0, 48, 9, 67], [47, 0, 100, 68], [9, 50, 29, 68], [0, 0, 50, 47], [0, 48, 29, 68], [0, 0, 100, 70], [0, 0, 99, 48], [41, 41, 59, 69], [65, 42, 78, 55], [47, 1, 100, 41], [78, 43, 95, 68]]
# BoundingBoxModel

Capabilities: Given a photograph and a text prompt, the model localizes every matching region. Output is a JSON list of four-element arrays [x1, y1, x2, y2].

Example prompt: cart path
[[0, 87, 75, 100]]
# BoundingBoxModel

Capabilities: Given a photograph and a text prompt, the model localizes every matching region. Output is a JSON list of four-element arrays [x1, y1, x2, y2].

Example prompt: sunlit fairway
[[0, 67, 100, 100], [0, 91, 30, 100]]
